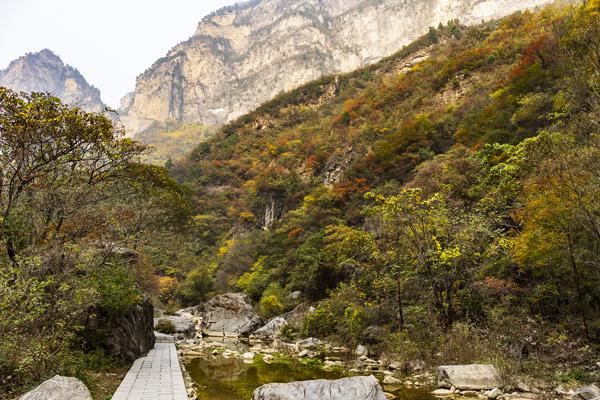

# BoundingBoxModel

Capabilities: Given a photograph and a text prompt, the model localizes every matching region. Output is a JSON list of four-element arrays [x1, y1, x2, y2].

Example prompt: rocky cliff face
[[0, 49, 104, 112], [123, 0, 552, 134]]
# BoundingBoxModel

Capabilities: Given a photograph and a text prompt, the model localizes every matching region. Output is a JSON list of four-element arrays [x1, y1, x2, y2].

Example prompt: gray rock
[[252, 316, 288, 339], [437, 364, 502, 390], [485, 388, 503, 399], [388, 361, 403, 371], [298, 350, 310, 358], [432, 389, 455, 397], [154, 315, 196, 337], [383, 375, 403, 386], [289, 291, 303, 300], [264, 354, 274, 363], [176, 306, 198, 317], [20, 375, 92, 400], [517, 383, 531, 393], [284, 303, 314, 329], [297, 337, 322, 350], [572, 385, 600, 400], [199, 293, 262, 337], [123, 0, 555, 137], [355, 344, 368, 357], [1, 50, 105, 113], [252, 375, 387, 400], [409, 359, 426, 372], [85, 297, 155, 362]]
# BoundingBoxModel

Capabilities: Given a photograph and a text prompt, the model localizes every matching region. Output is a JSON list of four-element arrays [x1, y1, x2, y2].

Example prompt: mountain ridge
[[0, 49, 105, 113], [121, 0, 553, 135]]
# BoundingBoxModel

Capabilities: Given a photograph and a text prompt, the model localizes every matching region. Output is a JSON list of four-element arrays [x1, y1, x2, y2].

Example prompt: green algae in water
[[186, 355, 343, 400], [387, 385, 439, 400], [186, 354, 436, 400]]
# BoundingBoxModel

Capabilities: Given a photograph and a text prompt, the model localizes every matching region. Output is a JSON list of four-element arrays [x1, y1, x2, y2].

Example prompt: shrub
[[259, 295, 284, 319], [155, 319, 176, 334], [177, 267, 214, 305]]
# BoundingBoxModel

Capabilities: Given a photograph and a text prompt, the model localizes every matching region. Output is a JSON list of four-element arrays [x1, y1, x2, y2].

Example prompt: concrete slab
[[112, 337, 187, 400]]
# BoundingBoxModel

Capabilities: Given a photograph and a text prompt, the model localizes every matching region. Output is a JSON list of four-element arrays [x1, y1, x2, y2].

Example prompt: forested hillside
[[0, 89, 191, 398], [167, 0, 600, 381]]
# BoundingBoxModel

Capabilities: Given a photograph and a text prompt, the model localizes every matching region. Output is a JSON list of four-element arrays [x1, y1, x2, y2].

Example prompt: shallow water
[[186, 351, 435, 400], [187, 354, 343, 400]]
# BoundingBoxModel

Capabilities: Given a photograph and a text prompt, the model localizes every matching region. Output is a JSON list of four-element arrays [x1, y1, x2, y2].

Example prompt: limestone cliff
[[0, 49, 104, 112], [124, 0, 552, 134]]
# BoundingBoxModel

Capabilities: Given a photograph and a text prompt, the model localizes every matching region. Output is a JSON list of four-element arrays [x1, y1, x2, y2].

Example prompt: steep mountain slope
[[122, 0, 552, 134], [167, 2, 600, 374], [0, 49, 105, 113]]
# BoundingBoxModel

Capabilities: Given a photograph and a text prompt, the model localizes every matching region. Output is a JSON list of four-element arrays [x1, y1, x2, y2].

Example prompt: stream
[[184, 338, 435, 400]]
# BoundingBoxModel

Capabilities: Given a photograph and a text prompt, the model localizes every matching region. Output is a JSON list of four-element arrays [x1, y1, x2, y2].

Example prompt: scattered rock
[[297, 337, 322, 350], [252, 317, 288, 339], [516, 383, 531, 393], [263, 354, 274, 364], [556, 386, 568, 396], [572, 385, 600, 400], [409, 359, 426, 372], [355, 344, 368, 357], [437, 364, 502, 390], [20, 375, 92, 400], [272, 338, 299, 355], [388, 361, 403, 371], [324, 360, 343, 368], [504, 392, 539, 400], [176, 306, 198, 319], [298, 350, 310, 358], [485, 388, 503, 399], [383, 376, 403, 386], [243, 352, 256, 360], [289, 291, 303, 300], [252, 375, 387, 400], [199, 293, 262, 337], [432, 389, 455, 397]]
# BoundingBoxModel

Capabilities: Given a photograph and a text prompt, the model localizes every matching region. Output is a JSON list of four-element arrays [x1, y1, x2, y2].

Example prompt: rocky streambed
[[154, 293, 597, 400]]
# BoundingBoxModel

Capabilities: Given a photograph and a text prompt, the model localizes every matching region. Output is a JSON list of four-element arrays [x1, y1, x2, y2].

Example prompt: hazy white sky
[[0, 0, 239, 107]]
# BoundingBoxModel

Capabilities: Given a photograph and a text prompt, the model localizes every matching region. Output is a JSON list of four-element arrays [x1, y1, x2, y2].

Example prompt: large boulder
[[154, 315, 196, 337], [20, 375, 92, 400], [572, 385, 600, 400], [252, 316, 288, 339], [252, 375, 387, 400], [199, 293, 262, 337], [437, 364, 502, 390]]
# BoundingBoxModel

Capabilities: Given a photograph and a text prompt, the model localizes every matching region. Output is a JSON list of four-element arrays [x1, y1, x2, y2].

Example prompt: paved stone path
[[112, 334, 187, 400]]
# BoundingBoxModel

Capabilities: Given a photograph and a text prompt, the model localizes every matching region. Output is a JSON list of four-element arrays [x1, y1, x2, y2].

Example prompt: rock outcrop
[[437, 364, 502, 390], [0, 49, 104, 112], [123, 0, 553, 135], [20, 375, 92, 400], [252, 375, 387, 400], [199, 292, 262, 337], [251, 316, 288, 339], [83, 297, 155, 362], [104, 297, 156, 362]]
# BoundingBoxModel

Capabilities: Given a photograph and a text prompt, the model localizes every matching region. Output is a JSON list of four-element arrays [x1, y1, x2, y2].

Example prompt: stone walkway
[[112, 333, 187, 400]]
